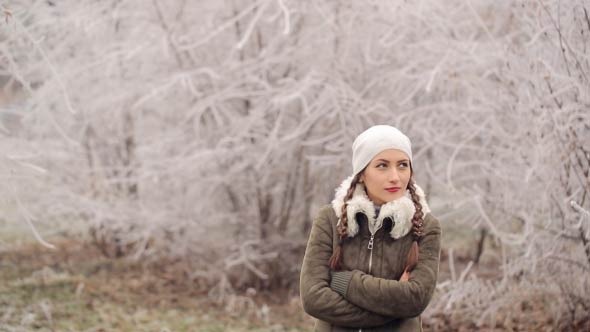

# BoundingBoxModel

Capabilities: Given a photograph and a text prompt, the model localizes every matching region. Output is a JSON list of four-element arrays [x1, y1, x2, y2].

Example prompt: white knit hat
[[352, 125, 412, 176]]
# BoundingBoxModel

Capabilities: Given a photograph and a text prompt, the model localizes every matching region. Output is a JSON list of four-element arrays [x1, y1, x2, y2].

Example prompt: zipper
[[359, 234, 376, 332], [367, 234, 375, 273]]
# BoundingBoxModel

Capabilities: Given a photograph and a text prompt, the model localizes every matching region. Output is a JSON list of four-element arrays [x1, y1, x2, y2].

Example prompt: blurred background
[[0, 0, 589, 331]]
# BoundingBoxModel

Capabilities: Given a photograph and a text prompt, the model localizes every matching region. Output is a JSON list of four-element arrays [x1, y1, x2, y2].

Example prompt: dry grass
[[0, 223, 566, 331], [0, 238, 314, 331]]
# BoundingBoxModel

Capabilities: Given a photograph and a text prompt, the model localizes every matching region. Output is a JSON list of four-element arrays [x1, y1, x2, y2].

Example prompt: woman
[[300, 125, 442, 331]]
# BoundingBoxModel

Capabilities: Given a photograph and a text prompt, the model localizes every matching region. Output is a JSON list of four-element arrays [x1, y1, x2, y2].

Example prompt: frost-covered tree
[[1, 0, 589, 329]]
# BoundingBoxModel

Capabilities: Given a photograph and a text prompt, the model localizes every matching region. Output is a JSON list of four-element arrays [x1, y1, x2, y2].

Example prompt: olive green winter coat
[[300, 176, 442, 331]]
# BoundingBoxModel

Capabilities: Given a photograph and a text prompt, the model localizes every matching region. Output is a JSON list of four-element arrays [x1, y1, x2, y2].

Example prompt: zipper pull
[[367, 234, 374, 250]]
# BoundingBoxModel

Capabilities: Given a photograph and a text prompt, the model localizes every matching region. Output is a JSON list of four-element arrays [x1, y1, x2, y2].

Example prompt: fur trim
[[331, 176, 431, 239]]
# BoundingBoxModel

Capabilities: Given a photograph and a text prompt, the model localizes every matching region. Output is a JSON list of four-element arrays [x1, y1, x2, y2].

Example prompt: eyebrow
[[375, 159, 409, 163]]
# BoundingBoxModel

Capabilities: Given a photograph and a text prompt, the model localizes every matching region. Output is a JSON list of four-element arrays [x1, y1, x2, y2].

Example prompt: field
[[0, 220, 557, 331], [0, 229, 314, 332]]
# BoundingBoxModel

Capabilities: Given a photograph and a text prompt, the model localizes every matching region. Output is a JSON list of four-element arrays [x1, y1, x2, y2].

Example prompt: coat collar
[[331, 176, 431, 239]]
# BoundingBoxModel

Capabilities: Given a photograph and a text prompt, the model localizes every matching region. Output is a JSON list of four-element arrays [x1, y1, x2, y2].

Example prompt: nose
[[388, 168, 400, 183]]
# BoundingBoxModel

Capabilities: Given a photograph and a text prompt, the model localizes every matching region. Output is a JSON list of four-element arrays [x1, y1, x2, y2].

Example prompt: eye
[[376, 163, 388, 168], [398, 162, 409, 168]]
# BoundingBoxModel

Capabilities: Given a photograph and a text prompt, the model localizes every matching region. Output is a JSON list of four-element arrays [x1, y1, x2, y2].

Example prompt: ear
[[359, 173, 365, 183]]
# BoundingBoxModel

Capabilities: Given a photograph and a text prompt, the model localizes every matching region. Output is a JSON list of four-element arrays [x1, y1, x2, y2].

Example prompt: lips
[[385, 187, 400, 193]]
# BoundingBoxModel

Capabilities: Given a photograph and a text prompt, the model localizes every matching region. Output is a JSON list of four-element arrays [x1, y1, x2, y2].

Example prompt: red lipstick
[[386, 187, 400, 193]]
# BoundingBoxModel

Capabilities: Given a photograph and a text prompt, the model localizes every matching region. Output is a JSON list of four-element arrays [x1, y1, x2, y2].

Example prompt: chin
[[371, 192, 406, 205], [386, 192, 405, 201]]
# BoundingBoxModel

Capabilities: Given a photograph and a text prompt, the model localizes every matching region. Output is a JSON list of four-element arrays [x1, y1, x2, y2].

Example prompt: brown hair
[[328, 173, 362, 270], [407, 178, 425, 238], [328, 169, 426, 272], [405, 177, 425, 272]]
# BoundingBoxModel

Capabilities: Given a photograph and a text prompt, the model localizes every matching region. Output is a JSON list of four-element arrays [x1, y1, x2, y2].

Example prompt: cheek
[[366, 171, 385, 186], [363, 172, 381, 191]]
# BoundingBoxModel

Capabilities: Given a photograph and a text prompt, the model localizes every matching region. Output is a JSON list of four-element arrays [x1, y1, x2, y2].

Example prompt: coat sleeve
[[299, 205, 394, 328], [330, 214, 442, 318]]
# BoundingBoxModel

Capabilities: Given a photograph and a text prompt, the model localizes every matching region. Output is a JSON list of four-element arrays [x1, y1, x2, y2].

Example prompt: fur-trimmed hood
[[331, 176, 431, 239]]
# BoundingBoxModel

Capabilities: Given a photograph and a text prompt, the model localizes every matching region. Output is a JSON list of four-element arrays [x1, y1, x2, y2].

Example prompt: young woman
[[300, 125, 442, 331]]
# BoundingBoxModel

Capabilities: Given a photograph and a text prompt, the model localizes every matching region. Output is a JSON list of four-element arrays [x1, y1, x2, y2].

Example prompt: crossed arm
[[299, 206, 393, 327], [329, 215, 442, 317], [299, 206, 442, 327]]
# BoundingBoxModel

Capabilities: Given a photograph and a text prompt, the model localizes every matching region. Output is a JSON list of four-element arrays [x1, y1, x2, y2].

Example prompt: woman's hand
[[399, 240, 419, 282], [400, 269, 410, 282]]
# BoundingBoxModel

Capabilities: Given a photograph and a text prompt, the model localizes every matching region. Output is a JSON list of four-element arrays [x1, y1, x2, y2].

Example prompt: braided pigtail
[[407, 178, 425, 239], [404, 177, 425, 272], [328, 174, 361, 270]]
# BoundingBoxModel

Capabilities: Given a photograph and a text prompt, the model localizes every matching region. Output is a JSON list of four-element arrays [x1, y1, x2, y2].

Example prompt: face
[[360, 149, 412, 205]]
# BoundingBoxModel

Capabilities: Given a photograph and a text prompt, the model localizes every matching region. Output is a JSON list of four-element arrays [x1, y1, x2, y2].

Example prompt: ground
[[0, 237, 314, 331], [0, 221, 561, 331]]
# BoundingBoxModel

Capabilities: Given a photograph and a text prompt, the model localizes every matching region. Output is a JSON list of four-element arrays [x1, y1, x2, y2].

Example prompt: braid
[[337, 175, 359, 239], [407, 178, 425, 239], [404, 177, 425, 273], [329, 174, 361, 270]]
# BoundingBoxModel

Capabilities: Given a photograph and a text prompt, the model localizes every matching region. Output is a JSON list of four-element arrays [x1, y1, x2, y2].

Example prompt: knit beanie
[[352, 125, 413, 176]]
